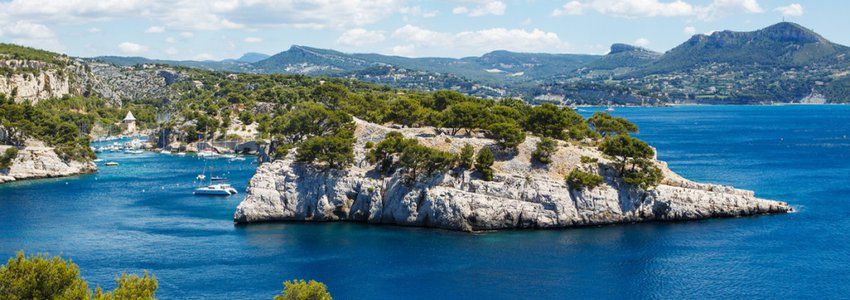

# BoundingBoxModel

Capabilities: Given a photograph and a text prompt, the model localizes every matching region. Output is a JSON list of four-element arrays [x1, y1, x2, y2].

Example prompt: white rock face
[[0, 60, 71, 103], [0, 145, 97, 184], [234, 119, 791, 232]]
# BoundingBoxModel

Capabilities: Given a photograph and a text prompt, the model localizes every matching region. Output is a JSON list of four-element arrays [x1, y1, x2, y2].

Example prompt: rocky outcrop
[[0, 60, 72, 103], [0, 145, 96, 184], [234, 120, 791, 232]]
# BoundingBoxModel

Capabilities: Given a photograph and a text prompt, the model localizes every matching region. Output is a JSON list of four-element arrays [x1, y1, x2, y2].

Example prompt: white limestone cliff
[[234, 119, 791, 232], [0, 145, 97, 184]]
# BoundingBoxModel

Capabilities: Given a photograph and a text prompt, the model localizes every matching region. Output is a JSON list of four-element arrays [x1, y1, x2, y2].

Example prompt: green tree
[[296, 134, 355, 170], [311, 82, 349, 109], [622, 158, 663, 189], [385, 98, 428, 128], [588, 112, 638, 137], [0, 252, 158, 300], [487, 122, 526, 150], [566, 169, 604, 190], [441, 102, 488, 135], [475, 147, 495, 181], [94, 273, 158, 300], [272, 102, 354, 144], [599, 134, 654, 172], [0, 252, 90, 299], [274, 279, 332, 300], [531, 137, 557, 164], [459, 143, 475, 169], [430, 90, 467, 111], [523, 104, 584, 140]]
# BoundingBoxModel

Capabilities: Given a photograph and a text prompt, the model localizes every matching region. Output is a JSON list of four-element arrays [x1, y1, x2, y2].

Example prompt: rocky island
[[235, 117, 790, 232]]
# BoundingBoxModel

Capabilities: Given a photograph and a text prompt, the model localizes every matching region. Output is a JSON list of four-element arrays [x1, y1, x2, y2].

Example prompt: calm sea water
[[1, 105, 849, 299]]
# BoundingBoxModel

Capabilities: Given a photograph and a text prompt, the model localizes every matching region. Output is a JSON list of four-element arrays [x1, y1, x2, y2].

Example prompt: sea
[[1, 105, 849, 299]]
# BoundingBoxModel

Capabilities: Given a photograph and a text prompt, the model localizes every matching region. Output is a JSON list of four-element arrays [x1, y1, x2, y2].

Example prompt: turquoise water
[[1, 105, 849, 299]]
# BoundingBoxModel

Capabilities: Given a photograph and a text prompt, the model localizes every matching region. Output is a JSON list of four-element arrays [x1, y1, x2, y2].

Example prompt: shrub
[[599, 134, 654, 172], [273, 279, 332, 300], [364, 141, 375, 149], [441, 102, 488, 135], [580, 156, 598, 164], [368, 132, 456, 180], [523, 104, 584, 140], [0, 252, 157, 299], [566, 169, 604, 190], [475, 147, 495, 181], [459, 143, 475, 169], [531, 138, 557, 164], [94, 273, 158, 300], [488, 122, 526, 150], [622, 158, 663, 189], [0, 147, 18, 169]]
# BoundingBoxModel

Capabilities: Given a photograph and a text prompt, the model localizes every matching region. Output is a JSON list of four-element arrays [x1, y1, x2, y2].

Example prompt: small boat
[[94, 159, 103, 162], [176, 152, 187, 156], [160, 149, 172, 154], [196, 174, 206, 181], [210, 176, 227, 181], [606, 107, 615, 112], [194, 184, 238, 196], [221, 154, 237, 159], [105, 162, 119, 166], [229, 156, 246, 161], [197, 150, 219, 158]]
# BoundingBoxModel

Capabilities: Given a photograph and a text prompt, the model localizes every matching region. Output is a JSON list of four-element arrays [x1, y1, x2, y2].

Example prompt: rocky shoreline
[[0, 145, 97, 184], [234, 119, 791, 232]]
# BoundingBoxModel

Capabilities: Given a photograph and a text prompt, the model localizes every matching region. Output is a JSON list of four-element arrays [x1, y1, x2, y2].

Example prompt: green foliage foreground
[[274, 279, 333, 300], [0, 252, 158, 300]]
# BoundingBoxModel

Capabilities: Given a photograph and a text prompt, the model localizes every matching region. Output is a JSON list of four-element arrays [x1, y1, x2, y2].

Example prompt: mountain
[[234, 52, 269, 63], [642, 22, 850, 75], [583, 44, 661, 71], [84, 22, 850, 104]]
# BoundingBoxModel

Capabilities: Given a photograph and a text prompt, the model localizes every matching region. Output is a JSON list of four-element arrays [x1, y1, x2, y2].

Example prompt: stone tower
[[122, 111, 137, 134]]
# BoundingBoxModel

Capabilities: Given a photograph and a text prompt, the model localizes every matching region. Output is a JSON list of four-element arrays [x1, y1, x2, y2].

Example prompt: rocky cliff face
[[0, 145, 96, 184], [0, 60, 72, 103], [1, 58, 183, 105], [234, 120, 791, 232]]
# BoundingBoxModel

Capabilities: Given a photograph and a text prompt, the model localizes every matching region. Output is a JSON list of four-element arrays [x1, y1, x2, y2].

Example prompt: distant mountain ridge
[[87, 22, 850, 104]]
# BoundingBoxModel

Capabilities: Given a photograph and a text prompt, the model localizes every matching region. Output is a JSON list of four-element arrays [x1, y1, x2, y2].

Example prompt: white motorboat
[[196, 174, 206, 181], [221, 154, 237, 159], [606, 107, 615, 112], [176, 152, 187, 156], [125, 149, 144, 154], [160, 149, 172, 154], [105, 162, 119, 166], [197, 150, 218, 158], [229, 156, 246, 161], [194, 184, 238, 196]]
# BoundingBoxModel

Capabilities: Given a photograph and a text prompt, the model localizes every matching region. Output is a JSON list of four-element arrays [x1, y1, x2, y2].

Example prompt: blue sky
[[0, 0, 843, 60]]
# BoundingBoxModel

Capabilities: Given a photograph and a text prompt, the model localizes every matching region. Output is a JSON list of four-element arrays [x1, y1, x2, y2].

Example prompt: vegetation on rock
[[475, 147, 495, 181], [566, 169, 604, 190], [531, 137, 557, 164]]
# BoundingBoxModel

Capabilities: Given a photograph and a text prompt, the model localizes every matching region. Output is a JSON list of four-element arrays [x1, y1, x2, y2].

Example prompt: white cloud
[[164, 47, 178, 56], [165, 37, 177, 43], [145, 26, 165, 33], [399, 6, 438, 18], [552, 1, 584, 16], [452, 1, 505, 17], [391, 44, 416, 56], [337, 28, 386, 47], [684, 26, 696, 35], [553, 0, 764, 19], [118, 42, 148, 55], [243, 37, 263, 43], [634, 37, 650, 47], [0, 0, 403, 31], [392, 25, 570, 57], [193, 53, 216, 61], [179, 31, 194, 38], [0, 21, 63, 52], [775, 3, 803, 17], [88, 27, 101, 33], [452, 6, 470, 14]]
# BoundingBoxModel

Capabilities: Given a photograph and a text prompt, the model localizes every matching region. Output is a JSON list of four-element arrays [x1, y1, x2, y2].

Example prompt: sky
[[0, 0, 844, 60]]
